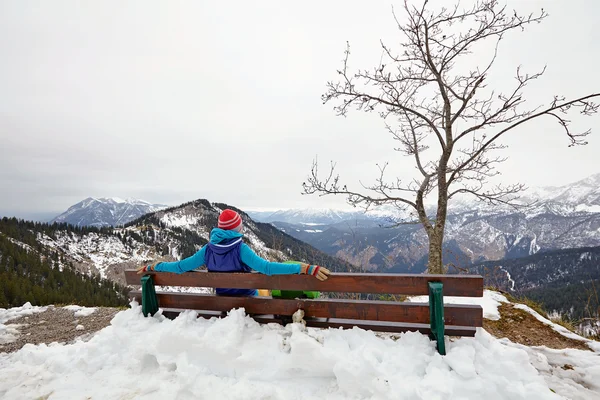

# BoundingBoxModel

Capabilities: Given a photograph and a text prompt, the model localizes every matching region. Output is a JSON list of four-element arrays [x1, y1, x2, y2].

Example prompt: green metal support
[[141, 275, 159, 317], [428, 281, 446, 355]]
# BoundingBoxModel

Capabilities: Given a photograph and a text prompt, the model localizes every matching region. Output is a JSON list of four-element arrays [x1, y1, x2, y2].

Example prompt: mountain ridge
[[50, 197, 169, 228], [2, 199, 354, 289], [249, 172, 600, 277]]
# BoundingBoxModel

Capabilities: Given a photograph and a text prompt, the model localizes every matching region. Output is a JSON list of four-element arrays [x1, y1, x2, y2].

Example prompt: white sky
[[1, 0, 598, 219]]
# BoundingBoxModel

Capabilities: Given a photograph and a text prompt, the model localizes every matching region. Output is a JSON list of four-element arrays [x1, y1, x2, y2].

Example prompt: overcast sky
[[1, 0, 598, 220]]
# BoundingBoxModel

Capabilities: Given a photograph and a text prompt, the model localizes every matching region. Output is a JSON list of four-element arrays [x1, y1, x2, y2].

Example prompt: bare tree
[[303, 0, 599, 274]]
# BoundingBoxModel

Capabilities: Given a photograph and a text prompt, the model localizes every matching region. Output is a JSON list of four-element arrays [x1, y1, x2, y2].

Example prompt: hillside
[[0, 200, 353, 292], [467, 246, 600, 321], [0, 224, 128, 309]]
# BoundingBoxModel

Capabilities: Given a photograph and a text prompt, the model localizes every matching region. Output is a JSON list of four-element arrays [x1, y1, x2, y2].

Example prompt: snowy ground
[[1, 294, 599, 400], [0, 303, 48, 345]]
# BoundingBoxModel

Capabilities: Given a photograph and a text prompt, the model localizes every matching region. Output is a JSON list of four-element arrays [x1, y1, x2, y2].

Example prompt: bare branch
[[449, 183, 526, 208], [302, 159, 418, 212], [449, 93, 599, 185]]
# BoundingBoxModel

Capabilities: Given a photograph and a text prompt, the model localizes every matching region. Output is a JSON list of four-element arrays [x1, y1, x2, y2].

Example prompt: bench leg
[[141, 275, 159, 317], [428, 282, 446, 355]]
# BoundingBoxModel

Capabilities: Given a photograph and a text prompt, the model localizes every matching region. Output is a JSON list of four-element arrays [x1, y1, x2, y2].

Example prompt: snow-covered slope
[[4, 199, 352, 287], [1, 292, 599, 399], [519, 173, 600, 214], [50, 197, 169, 227], [35, 229, 156, 280]]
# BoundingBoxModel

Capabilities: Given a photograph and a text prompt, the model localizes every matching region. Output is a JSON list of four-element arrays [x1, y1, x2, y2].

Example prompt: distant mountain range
[[246, 203, 424, 226], [2, 199, 353, 288], [247, 173, 600, 273], [2, 190, 599, 320], [50, 197, 169, 227], [247, 209, 366, 225]]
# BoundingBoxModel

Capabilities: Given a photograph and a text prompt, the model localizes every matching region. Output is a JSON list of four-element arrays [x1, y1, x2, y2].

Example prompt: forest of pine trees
[[0, 217, 128, 308], [469, 246, 600, 321]]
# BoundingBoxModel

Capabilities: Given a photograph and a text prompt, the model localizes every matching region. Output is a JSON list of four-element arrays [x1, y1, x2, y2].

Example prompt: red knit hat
[[218, 209, 242, 230]]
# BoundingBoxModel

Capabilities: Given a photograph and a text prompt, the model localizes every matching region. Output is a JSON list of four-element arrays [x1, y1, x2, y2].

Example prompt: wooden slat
[[130, 291, 483, 327], [159, 308, 477, 337], [125, 270, 483, 297]]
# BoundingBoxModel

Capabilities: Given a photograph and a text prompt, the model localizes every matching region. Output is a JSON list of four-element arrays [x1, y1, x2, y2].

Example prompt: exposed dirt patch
[[0, 306, 120, 354], [484, 303, 590, 351]]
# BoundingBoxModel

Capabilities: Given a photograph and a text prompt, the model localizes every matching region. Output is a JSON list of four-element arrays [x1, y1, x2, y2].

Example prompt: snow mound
[[0, 301, 575, 400], [406, 290, 508, 321], [64, 305, 98, 318], [0, 303, 47, 345]]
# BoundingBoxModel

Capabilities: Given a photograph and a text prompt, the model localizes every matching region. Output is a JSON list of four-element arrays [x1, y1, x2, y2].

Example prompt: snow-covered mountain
[[518, 173, 600, 215], [50, 197, 169, 227], [5, 199, 351, 287], [255, 173, 600, 273], [446, 173, 600, 215], [246, 208, 367, 225]]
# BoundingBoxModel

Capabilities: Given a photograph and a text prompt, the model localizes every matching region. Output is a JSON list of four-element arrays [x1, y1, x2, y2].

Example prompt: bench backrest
[[124, 270, 483, 296], [125, 270, 483, 341]]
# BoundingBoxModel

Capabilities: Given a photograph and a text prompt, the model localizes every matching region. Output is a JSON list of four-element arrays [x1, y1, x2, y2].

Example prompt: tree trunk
[[427, 228, 444, 274], [428, 146, 451, 275]]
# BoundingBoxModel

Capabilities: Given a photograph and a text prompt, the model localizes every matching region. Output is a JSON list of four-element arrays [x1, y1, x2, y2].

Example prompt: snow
[[37, 231, 153, 279], [51, 197, 168, 227], [499, 266, 516, 291], [406, 290, 508, 321], [5, 237, 35, 253], [575, 204, 600, 213], [63, 305, 97, 317], [529, 234, 540, 255], [503, 339, 600, 398], [0, 303, 47, 345], [0, 302, 575, 400], [304, 229, 324, 233], [160, 213, 201, 229]]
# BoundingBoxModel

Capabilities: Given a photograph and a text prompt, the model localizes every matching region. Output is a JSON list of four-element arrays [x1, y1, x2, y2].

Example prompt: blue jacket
[[153, 228, 301, 296]]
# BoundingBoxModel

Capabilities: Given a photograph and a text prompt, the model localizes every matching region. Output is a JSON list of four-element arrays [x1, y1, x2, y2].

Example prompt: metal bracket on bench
[[141, 275, 159, 317], [428, 281, 446, 355]]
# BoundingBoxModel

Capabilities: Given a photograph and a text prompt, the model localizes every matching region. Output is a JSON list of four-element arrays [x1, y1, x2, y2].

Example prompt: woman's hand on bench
[[136, 262, 159, 275], [300, 264, 331, 281]]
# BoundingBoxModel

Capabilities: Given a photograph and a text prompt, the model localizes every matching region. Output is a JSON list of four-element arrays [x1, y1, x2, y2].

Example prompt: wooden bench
[[124, 270, 483, 355]]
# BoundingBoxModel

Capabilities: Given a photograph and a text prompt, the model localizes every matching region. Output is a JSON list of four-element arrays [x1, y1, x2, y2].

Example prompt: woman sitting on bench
[[136, 209, 330, 296]]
